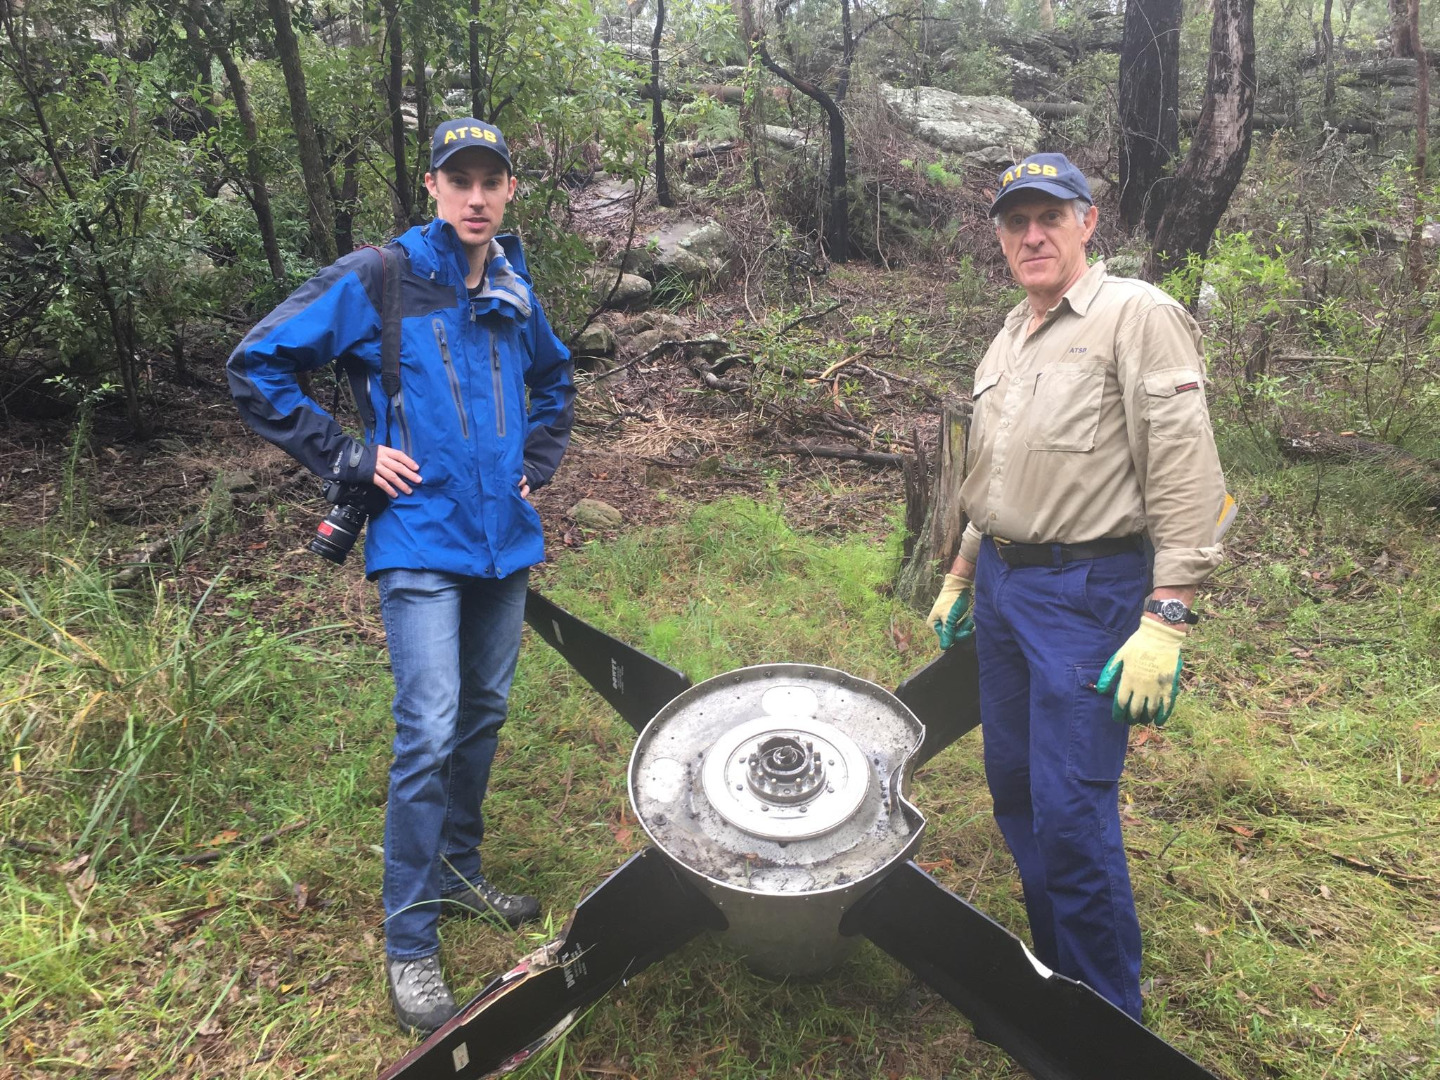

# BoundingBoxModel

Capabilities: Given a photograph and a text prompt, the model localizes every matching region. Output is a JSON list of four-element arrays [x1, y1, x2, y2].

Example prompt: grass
[[2, 482, 1438, 1079]]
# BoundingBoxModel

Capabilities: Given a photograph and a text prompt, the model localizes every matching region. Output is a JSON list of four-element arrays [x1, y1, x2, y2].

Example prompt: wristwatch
[[1145, 598, 1199, 626]]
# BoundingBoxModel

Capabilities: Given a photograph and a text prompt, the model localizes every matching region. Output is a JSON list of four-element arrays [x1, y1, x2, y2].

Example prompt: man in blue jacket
[[227, 118, 574, 1034]]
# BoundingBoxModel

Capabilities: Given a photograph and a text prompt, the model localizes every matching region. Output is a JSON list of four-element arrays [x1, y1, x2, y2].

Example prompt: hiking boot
[[387, 954, 458, 1035], [441, 874, 541, 928]]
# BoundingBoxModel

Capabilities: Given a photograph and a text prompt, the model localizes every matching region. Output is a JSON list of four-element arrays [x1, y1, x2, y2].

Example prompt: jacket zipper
[[432, 319, 470, 439], [490, 331, 506, 438], [392, 384, 414, 458]]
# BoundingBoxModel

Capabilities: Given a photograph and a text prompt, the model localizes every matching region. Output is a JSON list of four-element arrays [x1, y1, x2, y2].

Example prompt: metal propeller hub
[[630, 664, 925, 897], [703, 716, 870, 840]]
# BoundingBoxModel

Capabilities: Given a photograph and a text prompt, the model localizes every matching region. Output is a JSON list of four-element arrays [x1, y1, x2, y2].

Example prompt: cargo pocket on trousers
[[1066, 659, 1128, 782]]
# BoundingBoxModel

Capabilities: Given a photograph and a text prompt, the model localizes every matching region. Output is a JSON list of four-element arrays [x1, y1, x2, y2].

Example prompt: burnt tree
[[735, 0, 849, 261], [651, 0, 673, 207], [383, 0, 415, 231], [1118, 0, 1181, 234], [1145, 0, 1257, 288]]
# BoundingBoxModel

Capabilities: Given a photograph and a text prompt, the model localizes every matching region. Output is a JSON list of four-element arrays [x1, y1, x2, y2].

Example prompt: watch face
[[1158, 599, 1187, 621]]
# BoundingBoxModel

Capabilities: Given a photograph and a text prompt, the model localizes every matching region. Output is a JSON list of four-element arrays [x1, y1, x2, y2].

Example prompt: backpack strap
[[377, 242, 406, 400]]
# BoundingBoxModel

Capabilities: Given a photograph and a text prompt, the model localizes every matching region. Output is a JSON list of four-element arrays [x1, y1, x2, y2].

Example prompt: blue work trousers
[[974, 540, 1148, 1019], [376, 567, 528, 959]]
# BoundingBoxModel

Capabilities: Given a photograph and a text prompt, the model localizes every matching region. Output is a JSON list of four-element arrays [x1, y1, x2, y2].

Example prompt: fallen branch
[[851, 363, 940, 401], [112, 514, 205, 588], [1278, 430, 1440, 505], [1271, 354, 1356, 364], [778, 300, 845, 336], [590, 338, 729, 382], [177, 818, 310, 866], [767, 441, 904, 468], [3, 835, 61, 856], [697, 368, 747, 392]]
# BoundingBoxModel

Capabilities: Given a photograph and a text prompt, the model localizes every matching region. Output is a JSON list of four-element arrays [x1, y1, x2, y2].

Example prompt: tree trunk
[[266, 0, 337, 265], [735, 0, 849, 261], [1038, 0, 1055, 31], [1390, 0, 1416, 58], [469, 0, 484, 119], [1144, 0, 1257, 289], [1407, 0, 1430, 289], [836, 0, 854, 103], [895, 402, 971, 612], [412, 33, 429, 216], [1117, 0, 1182, 234], [1321, 0, 1336, 110], [384, 0, 413, 232], [189, 3, 286, 283], [651, 0, 673, 207], [336, 141, 359, 255]]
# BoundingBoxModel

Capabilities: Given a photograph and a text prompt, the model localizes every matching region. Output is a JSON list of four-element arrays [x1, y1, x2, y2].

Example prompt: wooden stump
[[895, 401, 971, 612]]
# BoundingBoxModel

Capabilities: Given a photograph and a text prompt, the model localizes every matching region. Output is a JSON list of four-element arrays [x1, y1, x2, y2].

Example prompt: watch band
[[1145, 598, 1199, 625]]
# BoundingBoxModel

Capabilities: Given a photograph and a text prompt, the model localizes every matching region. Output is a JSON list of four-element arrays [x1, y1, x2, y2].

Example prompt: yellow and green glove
[[926, 573, 975, 650], [1096, 618, 1186, 725]]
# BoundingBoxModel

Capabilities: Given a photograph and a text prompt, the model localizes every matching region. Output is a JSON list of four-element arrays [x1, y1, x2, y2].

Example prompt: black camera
[[309, 481, 390, 564]]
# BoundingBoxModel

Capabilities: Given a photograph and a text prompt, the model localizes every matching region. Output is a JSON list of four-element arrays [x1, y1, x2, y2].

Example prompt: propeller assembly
[[380, 590, 1219, 1080]]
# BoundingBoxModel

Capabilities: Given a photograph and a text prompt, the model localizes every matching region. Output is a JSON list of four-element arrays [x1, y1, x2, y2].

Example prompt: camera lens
[[309, 502, 367, 564]]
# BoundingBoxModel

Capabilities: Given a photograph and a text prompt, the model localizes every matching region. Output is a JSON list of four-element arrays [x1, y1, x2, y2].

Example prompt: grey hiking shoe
[[387, 954, 457, 1035], [441, 874, 541, 928]]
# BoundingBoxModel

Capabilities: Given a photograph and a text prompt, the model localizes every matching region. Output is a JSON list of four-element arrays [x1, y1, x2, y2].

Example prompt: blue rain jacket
[[227, 221, 574, 579]]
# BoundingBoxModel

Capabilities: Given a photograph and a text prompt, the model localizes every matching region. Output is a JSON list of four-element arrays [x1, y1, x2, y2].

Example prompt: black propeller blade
[[524, 590, 692, 733], [842, 861, 1220, 1080], [893, 640, 982, 770], [380, 848, 725, 1080]]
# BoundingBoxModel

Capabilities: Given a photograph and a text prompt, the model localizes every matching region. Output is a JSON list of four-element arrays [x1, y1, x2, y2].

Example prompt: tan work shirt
[[957, 260, 1226, 586]]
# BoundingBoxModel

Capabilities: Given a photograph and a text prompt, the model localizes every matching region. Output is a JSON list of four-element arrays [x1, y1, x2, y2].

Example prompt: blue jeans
[[376, 567, 528, 960], [974, 540, 1148, 1020]]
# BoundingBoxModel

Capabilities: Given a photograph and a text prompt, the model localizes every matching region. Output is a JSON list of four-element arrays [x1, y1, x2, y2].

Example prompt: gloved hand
[[1095, 618, 1187, 725], [926, 573, 975, 649]]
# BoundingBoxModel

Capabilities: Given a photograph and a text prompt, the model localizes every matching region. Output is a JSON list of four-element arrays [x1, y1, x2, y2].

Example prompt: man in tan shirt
[[926, 152, 1226, 1021]]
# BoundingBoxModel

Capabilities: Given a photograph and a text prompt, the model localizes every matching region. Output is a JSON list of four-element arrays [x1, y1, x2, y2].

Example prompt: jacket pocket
[[1142, 369, 1206, 440], [432, 319, 470, 439], [390, 383, 414, 459], [490, 331, 507, 439], [1025, 362, 1106, 452]]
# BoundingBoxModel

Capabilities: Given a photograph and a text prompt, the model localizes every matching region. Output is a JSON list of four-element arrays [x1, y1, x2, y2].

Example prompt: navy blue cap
[[430, 118, 512, 173], [990, 152, 1092, 213]]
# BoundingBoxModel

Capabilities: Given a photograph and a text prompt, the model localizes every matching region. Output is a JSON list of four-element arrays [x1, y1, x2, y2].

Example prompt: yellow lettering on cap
[[1002, 168, 1015, 186], [484, 130, 497, 143], [1026, 163, 1041, 175], [469, 126, 484, 139], [444, 130, 459, 144], [1043, 164, 1057, 176]]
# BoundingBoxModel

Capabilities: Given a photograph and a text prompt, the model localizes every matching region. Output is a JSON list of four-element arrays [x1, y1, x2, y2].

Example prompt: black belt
[[990, 534, 1144, 567]]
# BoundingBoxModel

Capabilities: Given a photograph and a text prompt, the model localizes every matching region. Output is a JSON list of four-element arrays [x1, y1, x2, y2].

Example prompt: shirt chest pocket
[[1025, 362, 1107, 452], [969, 370, 1004, 449]]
